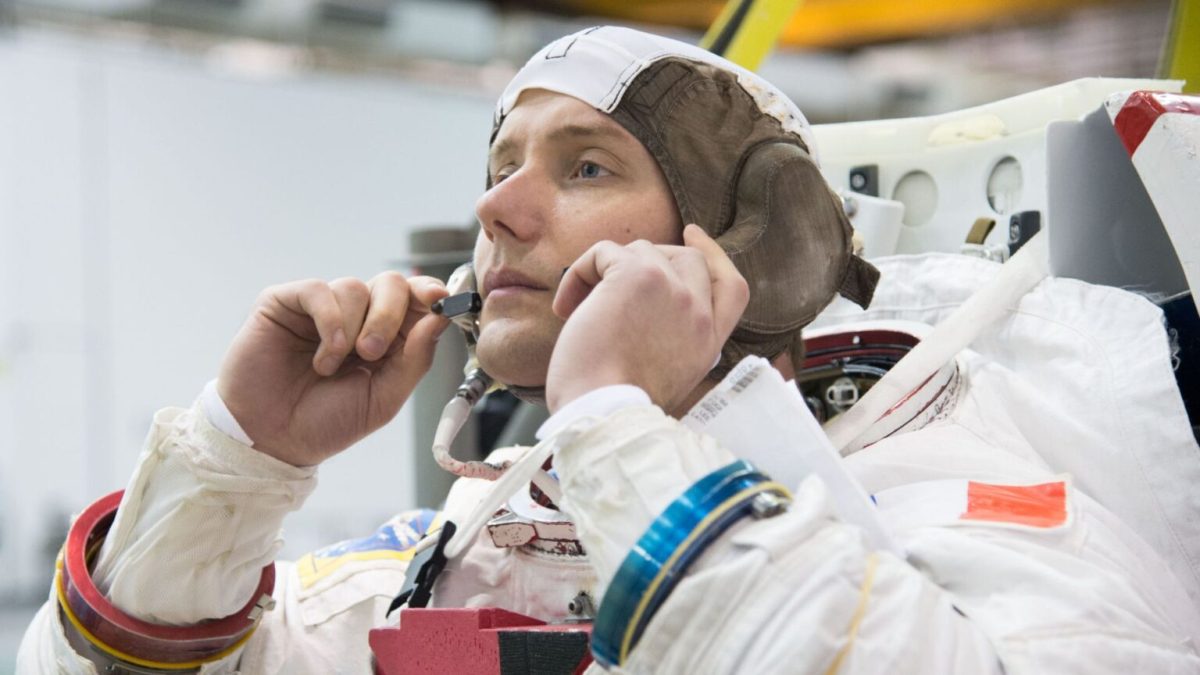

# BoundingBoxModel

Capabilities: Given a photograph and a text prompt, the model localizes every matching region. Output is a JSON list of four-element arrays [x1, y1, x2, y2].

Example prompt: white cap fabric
[[495, 26, 819, 165]]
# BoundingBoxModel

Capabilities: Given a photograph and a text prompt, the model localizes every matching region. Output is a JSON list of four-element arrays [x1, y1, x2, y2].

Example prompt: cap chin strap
[[506, 383, 547, 407], [839, 255, 881, 309]]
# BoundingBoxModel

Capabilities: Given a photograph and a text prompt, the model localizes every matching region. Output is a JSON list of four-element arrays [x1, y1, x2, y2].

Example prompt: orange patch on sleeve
[[962, 480, 1067, 528]]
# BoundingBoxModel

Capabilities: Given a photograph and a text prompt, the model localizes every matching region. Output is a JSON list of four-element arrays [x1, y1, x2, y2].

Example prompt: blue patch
[[313, 508, 438, 559]]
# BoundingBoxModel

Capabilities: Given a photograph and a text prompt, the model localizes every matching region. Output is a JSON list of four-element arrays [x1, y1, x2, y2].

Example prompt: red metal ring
[[802, 329, 919, 367], [61, 490, 275, 665]]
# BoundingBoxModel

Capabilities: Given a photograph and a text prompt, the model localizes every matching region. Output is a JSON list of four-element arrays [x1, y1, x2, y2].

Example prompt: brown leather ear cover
[[717, 142, 871, 371], [609, 58, 788, 234], [610, 58, 878, 375]]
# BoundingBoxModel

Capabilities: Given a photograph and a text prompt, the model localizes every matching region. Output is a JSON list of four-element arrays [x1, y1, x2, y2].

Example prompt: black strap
[[386, 520, 457, 616], [498, 629, 591, 675]]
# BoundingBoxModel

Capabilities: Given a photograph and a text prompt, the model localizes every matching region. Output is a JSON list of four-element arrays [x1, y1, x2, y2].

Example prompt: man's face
[[472, 90, 682, 388]]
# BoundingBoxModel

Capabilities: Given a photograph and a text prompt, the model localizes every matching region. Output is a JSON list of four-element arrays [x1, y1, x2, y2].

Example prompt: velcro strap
[[839, 255, 881, 309]]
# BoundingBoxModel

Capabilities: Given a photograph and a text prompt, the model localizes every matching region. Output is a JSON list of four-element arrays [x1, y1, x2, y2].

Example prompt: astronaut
[[19, 26, 1200, 674]]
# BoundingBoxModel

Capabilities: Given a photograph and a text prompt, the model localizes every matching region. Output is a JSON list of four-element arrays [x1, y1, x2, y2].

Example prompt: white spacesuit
[[18, 26, 1200, 675]]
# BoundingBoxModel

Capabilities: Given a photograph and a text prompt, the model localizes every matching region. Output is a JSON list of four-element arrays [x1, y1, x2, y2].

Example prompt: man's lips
[[482, 268, 550, 297]]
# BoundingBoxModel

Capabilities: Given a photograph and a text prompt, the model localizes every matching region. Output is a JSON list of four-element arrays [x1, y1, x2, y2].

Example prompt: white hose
[[824, 231, 1051, 454], [431, 396, 510, 481], [429, 395, 567, 560]]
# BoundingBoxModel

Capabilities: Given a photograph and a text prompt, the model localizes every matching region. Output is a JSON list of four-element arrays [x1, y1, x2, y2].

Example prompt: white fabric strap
[[824, 232, 1050, 453], [449, 386, 656, 560]]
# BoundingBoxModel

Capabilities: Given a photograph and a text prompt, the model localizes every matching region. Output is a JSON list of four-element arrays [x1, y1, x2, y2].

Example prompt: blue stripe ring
[[591, 460, 791, 668]]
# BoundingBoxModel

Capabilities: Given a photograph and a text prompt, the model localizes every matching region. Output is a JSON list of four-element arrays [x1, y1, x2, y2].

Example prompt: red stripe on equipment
[[1113, 91, 1200, 156], [963, 480, 1067, 528]]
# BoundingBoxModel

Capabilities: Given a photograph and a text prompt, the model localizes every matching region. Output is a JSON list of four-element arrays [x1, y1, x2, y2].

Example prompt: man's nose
[[475, 167, 548, 243]]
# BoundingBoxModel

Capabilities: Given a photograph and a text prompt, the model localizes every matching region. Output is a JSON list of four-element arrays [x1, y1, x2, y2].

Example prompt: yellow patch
[[296, 510, 442, 590]]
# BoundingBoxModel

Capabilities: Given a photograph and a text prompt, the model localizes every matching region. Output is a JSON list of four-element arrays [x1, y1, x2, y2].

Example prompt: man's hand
[[217, 272, 449, 466], [547, 224, 749, 414]]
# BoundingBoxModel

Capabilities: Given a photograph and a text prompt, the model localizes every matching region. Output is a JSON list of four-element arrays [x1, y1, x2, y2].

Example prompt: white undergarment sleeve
[[536, 384, 651, 440], [91, 396, 317, 625], [200, 378, 255, 447]]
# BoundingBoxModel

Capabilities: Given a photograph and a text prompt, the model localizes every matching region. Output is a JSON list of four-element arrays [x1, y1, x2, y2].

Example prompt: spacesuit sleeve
[[17, 398, 319, 673], [91, 401, 317, 624], [550, 405, 1200, 674]]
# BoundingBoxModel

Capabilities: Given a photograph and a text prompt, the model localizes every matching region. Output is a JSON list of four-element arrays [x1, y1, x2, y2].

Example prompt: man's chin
[[474, 354, 548, 390], [474, 319, 555, 389]]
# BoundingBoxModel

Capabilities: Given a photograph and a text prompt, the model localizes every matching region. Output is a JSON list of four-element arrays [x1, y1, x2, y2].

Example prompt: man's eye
[[575, 161, 610, 180]]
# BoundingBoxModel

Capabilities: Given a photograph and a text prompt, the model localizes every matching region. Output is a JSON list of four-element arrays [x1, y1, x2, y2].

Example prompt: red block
[[1112, 91, 1200, 156], [370, 607, 592, 675]]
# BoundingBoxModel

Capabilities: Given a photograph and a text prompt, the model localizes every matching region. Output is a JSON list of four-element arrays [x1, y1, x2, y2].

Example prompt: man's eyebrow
[[489, 136, 517, 167], [489, 122, 627, 166], [545, 122, 627, 145]]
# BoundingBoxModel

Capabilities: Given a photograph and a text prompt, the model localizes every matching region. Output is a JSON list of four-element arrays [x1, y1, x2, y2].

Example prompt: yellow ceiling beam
[[548, 0, 1122, 49], [780, 0, 1122, 49], [1161, 0, 1199, 92], [543, 1, 719, 28], [700, 0, 805, 70]]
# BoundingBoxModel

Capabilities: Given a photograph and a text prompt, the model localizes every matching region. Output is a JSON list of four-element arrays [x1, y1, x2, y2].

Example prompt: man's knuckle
[[375, 270, 408, 287], [350, 282, 372, 304], [255, 285, 278, 305], [366, 310, 401, 333], [734, 277, 750, 304], [632, 264, 668, 288], [593, 240, 619, 257], [333, 277, 370, 299], [672, 287, 695, 309], [407, 274, 440, 290], [299, 278, 327, 296]]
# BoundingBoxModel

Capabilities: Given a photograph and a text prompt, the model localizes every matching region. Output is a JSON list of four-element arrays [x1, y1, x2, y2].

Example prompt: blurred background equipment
[[0, 0, 1192, 670]]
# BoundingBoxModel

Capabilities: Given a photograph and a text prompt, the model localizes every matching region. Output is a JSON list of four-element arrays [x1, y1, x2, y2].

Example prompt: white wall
[[0, 28, 495, 600]]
